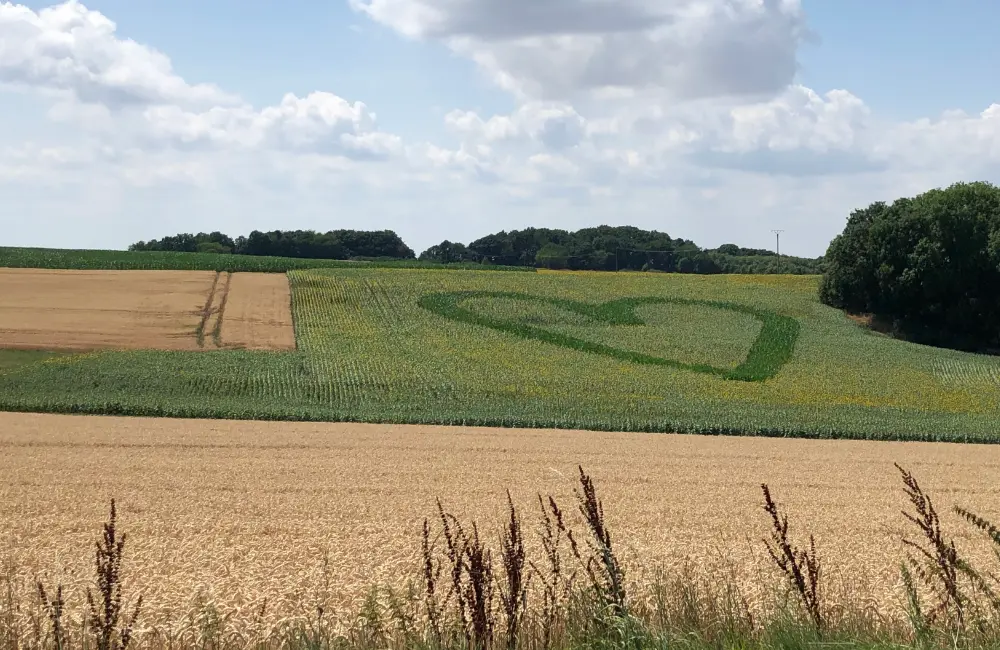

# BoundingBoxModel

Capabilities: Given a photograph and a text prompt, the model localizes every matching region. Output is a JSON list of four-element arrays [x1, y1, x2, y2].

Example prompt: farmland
[[0, 266, 998, 440], [3, 411, 1000, 634], [0, 246, 534, 272], [0, 269, 295, 352]]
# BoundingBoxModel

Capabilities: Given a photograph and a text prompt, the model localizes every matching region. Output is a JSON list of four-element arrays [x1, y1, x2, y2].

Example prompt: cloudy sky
[[1, 0, 998, 257]]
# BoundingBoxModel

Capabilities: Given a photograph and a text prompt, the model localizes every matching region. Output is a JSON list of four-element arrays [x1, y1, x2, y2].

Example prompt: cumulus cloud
[[352, 0, 808, 100], [434, 85, 877, 180], [883, 104, 1000, 169], [445, 102, 587, 149], [0, 0, 236, 107], [0, 2, 404, 162], [352, 0, 667, 40], [141, 93, 403, 159], [715, 86, 870, 153], [5, 1, 1000, 260]]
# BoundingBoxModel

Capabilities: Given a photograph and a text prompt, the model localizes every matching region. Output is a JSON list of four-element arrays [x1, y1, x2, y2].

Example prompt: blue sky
[[2, 0, 999, 257]]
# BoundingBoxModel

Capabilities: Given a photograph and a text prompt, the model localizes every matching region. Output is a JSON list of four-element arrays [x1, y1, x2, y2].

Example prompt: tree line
[[129, 226, 823, 275], [418, 226, 823, 274], [130, 229, 415, 260]]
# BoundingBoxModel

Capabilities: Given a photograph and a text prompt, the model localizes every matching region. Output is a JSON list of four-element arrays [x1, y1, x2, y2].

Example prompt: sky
[[1, 1, 998, 258]]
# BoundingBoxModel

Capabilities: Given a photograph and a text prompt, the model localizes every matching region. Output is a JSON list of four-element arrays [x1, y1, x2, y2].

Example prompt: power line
[[771, 230, 785, 257]]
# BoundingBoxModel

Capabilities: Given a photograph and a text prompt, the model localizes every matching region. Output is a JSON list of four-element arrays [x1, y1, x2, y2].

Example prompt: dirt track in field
[[0, 269, 295, 352], [2, 412, 1000, 629]]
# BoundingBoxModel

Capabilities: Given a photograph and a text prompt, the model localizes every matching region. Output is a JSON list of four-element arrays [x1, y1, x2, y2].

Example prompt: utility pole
[[771, 230, 784, 257]]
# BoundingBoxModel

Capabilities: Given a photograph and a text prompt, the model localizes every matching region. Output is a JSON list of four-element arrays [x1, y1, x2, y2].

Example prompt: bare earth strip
[[219, 272, 296, 350], [2, 412, 1000, 632], [0, 269, 215, 351]]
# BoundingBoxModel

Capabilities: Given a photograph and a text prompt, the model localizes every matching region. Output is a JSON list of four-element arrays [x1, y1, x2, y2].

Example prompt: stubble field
[[0, 268, 295, 352], [3, 412, 1000, 633]]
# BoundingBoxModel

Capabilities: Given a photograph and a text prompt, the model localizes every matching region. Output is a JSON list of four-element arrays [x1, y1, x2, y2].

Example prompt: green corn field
[[1, 267, 999, 441]]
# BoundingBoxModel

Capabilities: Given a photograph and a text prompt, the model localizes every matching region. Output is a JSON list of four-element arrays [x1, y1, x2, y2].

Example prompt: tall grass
[[10, 463, 1000, 649]]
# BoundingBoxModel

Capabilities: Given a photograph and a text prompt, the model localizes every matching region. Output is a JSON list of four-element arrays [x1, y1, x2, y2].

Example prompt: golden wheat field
[[0, 269, 295, 352], [3, 412, 1000, 636]]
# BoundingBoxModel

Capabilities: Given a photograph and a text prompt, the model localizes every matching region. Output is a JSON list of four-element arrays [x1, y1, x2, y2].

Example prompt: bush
[[819, 181, 1000, 351]]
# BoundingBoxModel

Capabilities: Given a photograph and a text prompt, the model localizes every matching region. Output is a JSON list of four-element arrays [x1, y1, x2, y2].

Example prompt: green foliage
[[820, 181, 1000, 351], [195, 241, 231, 255], [418, 240, 476, 264], [710, 253, 825, 274], [534, 244, 570, 270], [0, 247, 534, 273], [131, 228, 415, 260], [0, 349, 67, 372], [125, 225, 825, 275], [2, 269, 1000, 440], [423, 225, 823, 274], [715, 243, 777, 257]]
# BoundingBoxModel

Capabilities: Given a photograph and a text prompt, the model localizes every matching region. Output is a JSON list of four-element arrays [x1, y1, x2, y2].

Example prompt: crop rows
[[418, 291, 800, 381], [0, 269, 998, 440]]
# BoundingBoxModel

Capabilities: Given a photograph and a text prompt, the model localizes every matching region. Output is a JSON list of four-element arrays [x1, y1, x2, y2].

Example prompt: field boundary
[[0, 399, 995, 444]]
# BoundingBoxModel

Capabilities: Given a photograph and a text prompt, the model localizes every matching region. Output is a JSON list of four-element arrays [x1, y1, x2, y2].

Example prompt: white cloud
[[881, 104, 1000, 170], [3, 1, 1000, 261], [0, 2, 405, 161], [352, 0, 808, 101], [445, 102, 586, 149], [432, 85, 877, 182], [718, 86, 870, 153], [0, 0, 235, 107], [140, 93, 403, 159]]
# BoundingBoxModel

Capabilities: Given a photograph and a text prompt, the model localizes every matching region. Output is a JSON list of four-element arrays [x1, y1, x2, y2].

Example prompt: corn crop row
[[0, 268, 998, 440]]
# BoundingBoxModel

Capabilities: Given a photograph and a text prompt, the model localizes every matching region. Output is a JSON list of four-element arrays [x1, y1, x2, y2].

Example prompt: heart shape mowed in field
[[418, 291, 800, 381]]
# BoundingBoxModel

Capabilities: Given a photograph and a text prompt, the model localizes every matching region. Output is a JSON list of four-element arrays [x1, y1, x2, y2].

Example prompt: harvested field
[[218, 272, 296, 350], [2, 412, 1000, 633], [0, 268, 295, 352]]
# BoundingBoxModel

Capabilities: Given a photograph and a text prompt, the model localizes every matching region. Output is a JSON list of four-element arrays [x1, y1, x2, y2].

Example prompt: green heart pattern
[[418, 291, 800, 382]]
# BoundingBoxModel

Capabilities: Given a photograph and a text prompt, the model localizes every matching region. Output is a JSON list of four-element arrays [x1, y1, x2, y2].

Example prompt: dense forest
[[129, 226, 825, 274], [820, 181, 1000, 352]]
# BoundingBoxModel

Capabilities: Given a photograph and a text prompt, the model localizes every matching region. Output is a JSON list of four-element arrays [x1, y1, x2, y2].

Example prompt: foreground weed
[[437, 500, 495, 649], [421, 518, 447, 644], [951, 500, 1000, 632], [36, 583, 65, 650], [497, 491, 528, 650], [531, 494, 576, 650], [761, 484, 823, 631], [896, 464, 968, 635], [571, 466, 628, 618], [86, 500, 142, 650]]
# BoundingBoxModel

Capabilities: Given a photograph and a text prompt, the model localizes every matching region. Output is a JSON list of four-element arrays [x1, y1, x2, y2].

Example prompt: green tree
[[819, 181, 1000, 351], [419, 240, 475, 264], [535, 243, 569, 269]]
